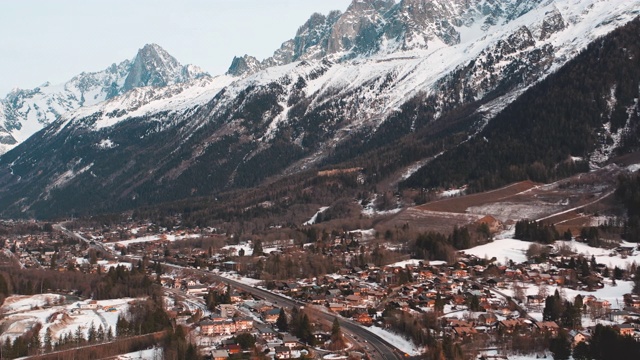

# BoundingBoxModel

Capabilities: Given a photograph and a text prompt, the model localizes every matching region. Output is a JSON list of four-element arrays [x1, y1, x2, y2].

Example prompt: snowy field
[[0, 294, 135, 344], [463, 228, 640, 270], [108, 233, 202, 248]]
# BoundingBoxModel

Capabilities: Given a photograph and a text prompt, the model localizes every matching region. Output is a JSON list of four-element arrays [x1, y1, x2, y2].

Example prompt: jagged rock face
[[227, 55, 263, 76], [227, 0, 551, 74], [384, 0, 465, 49], [326, 0, 394, 54], [0, 44, 208, 153], [539, 8, 565, 40], [277, 11, 343, 64]]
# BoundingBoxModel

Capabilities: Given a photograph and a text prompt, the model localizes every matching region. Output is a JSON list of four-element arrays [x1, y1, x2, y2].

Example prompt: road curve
[[208, 273, 406, 360]]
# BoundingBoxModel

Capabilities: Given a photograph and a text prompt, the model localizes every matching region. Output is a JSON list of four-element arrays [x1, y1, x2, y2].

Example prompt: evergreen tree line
[[288, 307, 315, 346], [571, 324, 640, 360], [514, 220, 560, 244], [542, 290, 582, 329], [115, 294, 172, 337]]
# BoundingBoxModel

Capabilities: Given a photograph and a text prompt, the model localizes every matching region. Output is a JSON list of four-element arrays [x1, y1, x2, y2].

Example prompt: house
[[609, 310, 636, 323], [79, 300, 100, 310], [617, 324, 635, 336], [623, 293, 640, 308], [186, 284, 209, 296], [263, 308, 281, 323], [211, 349, 229, 360], [447, 319, 474, 328], [256, 325, 278, 341], [569, 330, 589, 347], [452, 326, 477, 338], [219, 304, 235, 318], [282, 334, 299, 349], [275, 346, 292, 359], [224, 344, 241, 355], [527, 295, 544, 306], [535, 321, 559, 335], [476, 215, 503, 233], [329, 303, 346, 312], [355, 312, 373, 326], [477, 313, 498, 326], [498, 319, 523, 333]]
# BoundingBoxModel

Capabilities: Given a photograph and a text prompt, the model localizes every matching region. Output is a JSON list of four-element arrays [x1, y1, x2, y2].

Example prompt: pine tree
[[331, 317, 342, 341], [299, 314, 314, 345], [43, 328, 52, 353], [276, 308, 288, 332], [74, 326, 85, 344], [252, 240, 264, 256], [550, 330, 571, 360], [97, 324, 105, 343], [88, 321, 97, 343]]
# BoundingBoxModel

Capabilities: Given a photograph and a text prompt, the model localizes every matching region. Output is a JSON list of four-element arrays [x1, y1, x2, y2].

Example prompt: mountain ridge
[[1, 0, 639, 219], [0, 43, 209, 154]]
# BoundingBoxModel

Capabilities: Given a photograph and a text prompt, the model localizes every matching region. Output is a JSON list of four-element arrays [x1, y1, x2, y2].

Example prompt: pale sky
[[0, 0, 351, 96]]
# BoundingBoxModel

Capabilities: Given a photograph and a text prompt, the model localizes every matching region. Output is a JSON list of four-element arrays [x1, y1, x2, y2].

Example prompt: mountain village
[[2, 215, 640, 359]]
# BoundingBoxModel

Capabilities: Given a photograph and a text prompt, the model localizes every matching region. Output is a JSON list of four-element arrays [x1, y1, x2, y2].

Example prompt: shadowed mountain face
[[1, 0, 639, 219]]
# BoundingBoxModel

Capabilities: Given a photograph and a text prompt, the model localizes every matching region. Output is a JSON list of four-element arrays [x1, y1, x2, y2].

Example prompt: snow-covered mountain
[[0, 44, 208, 154], [1, 0, 639, 218]]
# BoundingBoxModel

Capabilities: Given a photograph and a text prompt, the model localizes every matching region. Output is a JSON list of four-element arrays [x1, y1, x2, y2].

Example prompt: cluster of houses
[[255, 254, 640, 344], [193, 300, 320, 360]]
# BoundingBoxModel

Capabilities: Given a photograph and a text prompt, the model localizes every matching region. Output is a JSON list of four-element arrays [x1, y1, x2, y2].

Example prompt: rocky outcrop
[[539, 8, 566, 40], [227, 55, 263, 76]]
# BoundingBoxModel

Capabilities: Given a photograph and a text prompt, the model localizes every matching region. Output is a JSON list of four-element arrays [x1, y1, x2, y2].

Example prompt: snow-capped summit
[[1, 0, 640, 219], [122, 43, 206, 92], [0, 43, 208, 154]]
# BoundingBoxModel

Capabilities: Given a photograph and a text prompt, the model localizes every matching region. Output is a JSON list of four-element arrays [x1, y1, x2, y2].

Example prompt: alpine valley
[[1, 0, 640, 220]]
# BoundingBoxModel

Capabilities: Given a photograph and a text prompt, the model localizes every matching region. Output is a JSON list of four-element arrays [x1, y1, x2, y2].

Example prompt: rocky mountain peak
[[0, 43, 209, 154], [326, 0, 394, 54], [227, 55, 263, 76], [122, 44, 185, 92]]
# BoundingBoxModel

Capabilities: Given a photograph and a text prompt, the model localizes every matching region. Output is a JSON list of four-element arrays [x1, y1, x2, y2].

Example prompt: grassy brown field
[[416, 181, 538, 213], [386, 165, 626, 235]]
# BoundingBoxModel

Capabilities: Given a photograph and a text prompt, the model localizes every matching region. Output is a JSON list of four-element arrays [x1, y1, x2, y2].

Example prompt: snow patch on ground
[[363, 326, 420, 356], [387, 259, 448, 268], [114, 347, 163, 360], [438, 186, 467, 198], [96, 138, 117, 149], [303, 206, 330, 226], [108, 233, 202, 248], [462, 238, 532, 264]]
